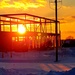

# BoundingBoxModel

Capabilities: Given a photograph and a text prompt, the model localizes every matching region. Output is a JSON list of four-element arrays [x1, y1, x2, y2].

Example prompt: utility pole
[[55, 0, 58, 62], [49, 0, 62, 62]]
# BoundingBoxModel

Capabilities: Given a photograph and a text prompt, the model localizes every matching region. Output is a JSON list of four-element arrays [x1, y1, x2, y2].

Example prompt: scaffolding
[[0, 13, 60, 52]]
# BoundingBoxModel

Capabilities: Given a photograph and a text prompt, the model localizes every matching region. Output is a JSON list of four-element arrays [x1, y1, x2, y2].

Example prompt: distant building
[[61, 39, 75, 47]]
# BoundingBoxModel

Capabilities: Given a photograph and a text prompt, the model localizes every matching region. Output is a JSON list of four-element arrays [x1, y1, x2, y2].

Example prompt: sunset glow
[[0, 0, 75, 39], [18, 24, 26, 34], [0, 0, 46, 9]]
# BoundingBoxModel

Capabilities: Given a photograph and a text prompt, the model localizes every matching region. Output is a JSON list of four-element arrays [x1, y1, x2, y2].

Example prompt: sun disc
[[18, 24, 26, 34]]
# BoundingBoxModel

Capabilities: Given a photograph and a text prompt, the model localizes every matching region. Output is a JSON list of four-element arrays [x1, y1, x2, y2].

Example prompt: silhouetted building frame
[[0, 13, 60, 52]]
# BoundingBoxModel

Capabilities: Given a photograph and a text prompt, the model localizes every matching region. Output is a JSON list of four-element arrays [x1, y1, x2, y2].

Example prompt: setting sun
[[18, 24, 26, 34]]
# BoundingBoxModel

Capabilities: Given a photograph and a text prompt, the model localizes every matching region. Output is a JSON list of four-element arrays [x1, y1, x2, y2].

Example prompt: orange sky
[[0, 0, 75, 39]]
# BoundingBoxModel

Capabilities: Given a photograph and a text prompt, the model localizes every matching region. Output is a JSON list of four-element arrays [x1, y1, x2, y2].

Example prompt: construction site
[[0, 13, 60, 52]]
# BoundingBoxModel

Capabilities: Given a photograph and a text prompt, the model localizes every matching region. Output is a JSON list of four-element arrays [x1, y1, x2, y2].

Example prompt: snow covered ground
[[0, 48, 75, 75]]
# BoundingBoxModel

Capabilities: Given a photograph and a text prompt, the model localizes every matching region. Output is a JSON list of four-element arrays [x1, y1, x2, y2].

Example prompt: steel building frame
[[0, 13, 60, 53]]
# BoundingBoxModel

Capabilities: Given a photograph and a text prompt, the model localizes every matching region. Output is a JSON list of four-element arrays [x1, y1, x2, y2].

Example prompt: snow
[[0, 48, 75, 75], [47, 68, 75, 75], [0, 67, 75, 75]]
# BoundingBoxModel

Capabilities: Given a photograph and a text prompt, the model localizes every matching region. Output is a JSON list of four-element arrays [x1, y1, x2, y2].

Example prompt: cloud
[[0, 0, 46, 9], [62, 5, 71, 9], [0, 0, 54, 17], [61, 31, 75, 39], [71, 16, 75, 19], [0, 1, 75, 22], [58, 15, 75, 24], [58, 5, 75, 18], [36, 0, 46, 3], [62, 31, 75, 34]]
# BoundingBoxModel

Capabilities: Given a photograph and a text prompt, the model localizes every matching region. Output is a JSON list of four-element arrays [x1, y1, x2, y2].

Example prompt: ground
[[0, 48, 75, 75]]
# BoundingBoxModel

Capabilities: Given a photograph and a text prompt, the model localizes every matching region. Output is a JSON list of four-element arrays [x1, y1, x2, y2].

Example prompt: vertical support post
[[10, 18, 12, 32], [10, 52, 12, 58], [59, 22, 61, 47], [50, 21, 52, 33], [0, 16, 1, 52], [40, 18, 41, 33], [55, 0, 58, 62], [33, 17, 35, 32], [44, 19, 47, 48], [2, 52, 4, 58], [24, 15, 27, 31], [39, 18, 41, 49], [30, 21, 31, 32], [0, 17, 1, 32], [10, 18, 12, 57]]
